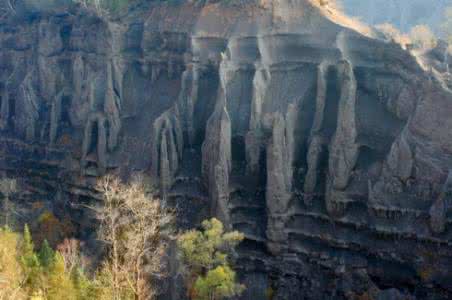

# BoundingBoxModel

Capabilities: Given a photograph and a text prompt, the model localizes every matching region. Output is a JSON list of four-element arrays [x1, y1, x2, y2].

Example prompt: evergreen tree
[[38, 240, 55, 270], [22, 224, 34, 258], [0, 225, 100, 300], [20, 224, 42, 294]]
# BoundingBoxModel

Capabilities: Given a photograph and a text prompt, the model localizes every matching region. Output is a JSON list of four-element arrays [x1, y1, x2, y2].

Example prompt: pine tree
[[38, 240, 55, 270], [22, 224, 34, 258], [1, 226, 99, 300], [20, 224, 42, 294]]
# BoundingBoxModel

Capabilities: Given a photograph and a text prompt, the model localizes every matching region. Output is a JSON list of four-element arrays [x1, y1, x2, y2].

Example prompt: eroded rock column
[[326, 60, 359, 216], [266, 114, 292, 255]]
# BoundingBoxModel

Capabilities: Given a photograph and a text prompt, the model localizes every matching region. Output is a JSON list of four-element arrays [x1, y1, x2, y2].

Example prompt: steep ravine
[[1, 0, 452, 299]]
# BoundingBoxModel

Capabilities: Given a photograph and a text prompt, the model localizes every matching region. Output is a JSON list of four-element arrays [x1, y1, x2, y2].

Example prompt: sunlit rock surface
[[1, 0, 452, 299]]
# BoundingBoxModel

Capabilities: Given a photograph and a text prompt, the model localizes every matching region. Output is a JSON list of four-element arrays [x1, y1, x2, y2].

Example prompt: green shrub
[[178, 218, 245, 300]]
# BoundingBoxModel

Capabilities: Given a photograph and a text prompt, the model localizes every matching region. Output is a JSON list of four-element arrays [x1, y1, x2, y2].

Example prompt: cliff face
[[1, 0, 452, 299]]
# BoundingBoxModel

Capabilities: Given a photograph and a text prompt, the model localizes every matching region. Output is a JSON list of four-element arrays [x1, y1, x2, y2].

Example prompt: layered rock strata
[[1, 0, 452, 298]]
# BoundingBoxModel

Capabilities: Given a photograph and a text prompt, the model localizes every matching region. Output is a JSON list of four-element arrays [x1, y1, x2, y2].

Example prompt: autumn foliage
[[177, 218, 245, 300]]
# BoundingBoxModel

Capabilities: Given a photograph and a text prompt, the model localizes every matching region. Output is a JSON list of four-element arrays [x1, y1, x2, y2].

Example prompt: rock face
[[1, 0, 452, 299]]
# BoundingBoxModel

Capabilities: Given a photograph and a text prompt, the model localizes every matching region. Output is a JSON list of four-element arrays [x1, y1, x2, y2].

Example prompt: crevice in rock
[[49, 87, 72, 146], [81, 113, 107, 175]]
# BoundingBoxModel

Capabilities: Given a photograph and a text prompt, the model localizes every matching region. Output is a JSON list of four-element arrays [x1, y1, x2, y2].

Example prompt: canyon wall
[[1, 0, 452, 299]]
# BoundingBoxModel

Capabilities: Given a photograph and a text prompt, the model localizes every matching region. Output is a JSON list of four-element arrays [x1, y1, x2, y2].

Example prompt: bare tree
[[409, 25, 437, 51], [92, 175, 173, 300], [56, 238, 89, 275]]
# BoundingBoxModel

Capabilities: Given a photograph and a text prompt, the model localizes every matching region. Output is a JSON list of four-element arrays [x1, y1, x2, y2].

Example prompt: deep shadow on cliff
[[0, 0, 452, 299]]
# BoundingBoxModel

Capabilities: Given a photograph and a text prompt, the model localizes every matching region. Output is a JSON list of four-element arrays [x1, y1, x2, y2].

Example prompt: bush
[[178, 218, 245, 300]]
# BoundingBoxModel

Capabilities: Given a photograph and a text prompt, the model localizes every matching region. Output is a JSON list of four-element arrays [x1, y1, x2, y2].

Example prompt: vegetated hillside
[[0, 0, 451, 299], [341, 0, 451, 35]]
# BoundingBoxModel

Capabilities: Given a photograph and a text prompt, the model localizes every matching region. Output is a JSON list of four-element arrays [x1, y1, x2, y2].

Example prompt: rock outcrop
[[1, 0, 452, 299]]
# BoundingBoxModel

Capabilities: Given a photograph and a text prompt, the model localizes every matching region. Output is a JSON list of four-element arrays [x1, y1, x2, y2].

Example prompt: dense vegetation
[[0, 225, 95, 300], [0, 176, 244, 300], [0, 176, 173, 299]]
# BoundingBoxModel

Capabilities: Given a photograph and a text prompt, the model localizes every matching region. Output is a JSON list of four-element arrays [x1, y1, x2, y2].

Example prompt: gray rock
[[202, 102, 231, 226], [430, 170, 452, 233], [13, 0, 73, 16], [328, 60, 359, 191], [266, 113, 291, 255], [1, 1, 452, 299]]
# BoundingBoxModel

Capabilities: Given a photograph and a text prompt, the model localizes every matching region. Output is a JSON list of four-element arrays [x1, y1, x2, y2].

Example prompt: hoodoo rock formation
[[0, 0, 452, 299]]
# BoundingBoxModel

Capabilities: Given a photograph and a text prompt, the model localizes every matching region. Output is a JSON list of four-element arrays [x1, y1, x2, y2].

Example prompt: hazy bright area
[[340, 0, 452, 35], [318, 0, 452, 57]]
